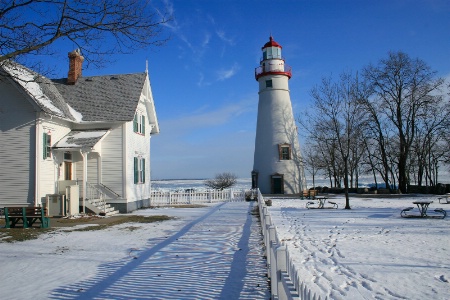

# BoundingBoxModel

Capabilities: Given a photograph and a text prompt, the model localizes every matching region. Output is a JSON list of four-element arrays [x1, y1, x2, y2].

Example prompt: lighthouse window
[[279, 144, 292, 160], [266, 80, 273, 88]]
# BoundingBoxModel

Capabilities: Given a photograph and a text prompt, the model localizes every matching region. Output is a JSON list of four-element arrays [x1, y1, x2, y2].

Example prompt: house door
[[271, 175, 284, 194], [64, 162, 72, 180], [64, 152, 72, 180]]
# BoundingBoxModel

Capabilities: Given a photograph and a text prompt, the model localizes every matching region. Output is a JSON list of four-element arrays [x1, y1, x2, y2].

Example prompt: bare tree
[[302, 144, 323, 191], [363, 52, 445, 193], [0, 0, 171, 68], [204, 173, 238, 190], [305, 72, 366, 209]]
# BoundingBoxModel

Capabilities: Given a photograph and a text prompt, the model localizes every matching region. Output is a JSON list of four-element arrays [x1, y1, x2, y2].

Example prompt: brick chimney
[[67, 49, 84, 85]]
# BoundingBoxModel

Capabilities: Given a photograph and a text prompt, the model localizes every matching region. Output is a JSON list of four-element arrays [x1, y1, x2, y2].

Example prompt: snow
[[1, 194, 449, 300], [0, 202, 269, 300], [55, 130, 109, 148], [268, 195, 450, 300], [2, 62, 64, 116], [67, 104, 83, 122]]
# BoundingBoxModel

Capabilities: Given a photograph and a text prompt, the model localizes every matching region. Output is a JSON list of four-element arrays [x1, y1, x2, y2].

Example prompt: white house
[[0, 50, 159, 213]]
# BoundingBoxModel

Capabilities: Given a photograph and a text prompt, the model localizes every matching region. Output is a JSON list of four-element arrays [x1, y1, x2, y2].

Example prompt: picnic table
[[306, 197, 338, 209], [400, 200, 446, 219], [413, 200, 433, 217], [438, 194, 450, 204]]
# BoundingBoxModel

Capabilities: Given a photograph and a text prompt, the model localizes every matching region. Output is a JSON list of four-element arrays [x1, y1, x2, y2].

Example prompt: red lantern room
[[255, 36, 292, 80]]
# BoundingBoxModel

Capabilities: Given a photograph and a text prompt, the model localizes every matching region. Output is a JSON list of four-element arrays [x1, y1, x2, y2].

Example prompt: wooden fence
[[258, 190, 328, 300], [149, 189, 247, 206]]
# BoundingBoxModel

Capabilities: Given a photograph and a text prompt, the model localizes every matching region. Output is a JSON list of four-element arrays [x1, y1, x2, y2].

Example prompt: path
[[50, 201, 269, 299]]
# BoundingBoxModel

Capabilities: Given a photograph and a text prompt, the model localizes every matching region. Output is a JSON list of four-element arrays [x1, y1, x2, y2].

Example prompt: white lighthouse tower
[[252, 36, 306, 194]]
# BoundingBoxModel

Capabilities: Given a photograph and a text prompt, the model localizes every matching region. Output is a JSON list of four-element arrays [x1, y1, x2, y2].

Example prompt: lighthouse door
[[271, 174, 284, 194]]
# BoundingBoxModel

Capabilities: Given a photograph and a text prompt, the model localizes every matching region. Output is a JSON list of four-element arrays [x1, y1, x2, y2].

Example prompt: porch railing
[[149, 189, 247, 206], [85, 182, 107, 213]]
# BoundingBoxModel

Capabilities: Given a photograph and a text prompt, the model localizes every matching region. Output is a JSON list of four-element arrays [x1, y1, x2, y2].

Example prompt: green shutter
[[43, 133, 47, 159], [133, 114, 138, 132], [142, 158, 145, 183], [134, 157, 138, 184], [142, 116, 145, 135]]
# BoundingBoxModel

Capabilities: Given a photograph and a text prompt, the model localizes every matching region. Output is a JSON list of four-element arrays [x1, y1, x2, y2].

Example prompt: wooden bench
[[400, 207, 414, 218], [4, 207, 50, 228], [434, 208, 447, 219], [438, 196, 450, 204], [328, 201, 338, 209], [301, 190, 317, 199]]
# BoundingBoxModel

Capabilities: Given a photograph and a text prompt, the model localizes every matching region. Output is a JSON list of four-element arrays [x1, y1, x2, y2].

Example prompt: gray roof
[[52, 73, 146, 122], [53, 129, 110, 149], [1, 61, 147, 123]]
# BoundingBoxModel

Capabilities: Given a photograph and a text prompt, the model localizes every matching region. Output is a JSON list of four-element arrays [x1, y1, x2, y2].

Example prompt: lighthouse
[[252, 36, 306, 194]]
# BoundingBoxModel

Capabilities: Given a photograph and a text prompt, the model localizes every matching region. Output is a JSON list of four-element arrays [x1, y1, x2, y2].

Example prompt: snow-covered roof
[[0, 61, 152, 124], [53, 129, 109, 149], [1, 61, 77, 121]]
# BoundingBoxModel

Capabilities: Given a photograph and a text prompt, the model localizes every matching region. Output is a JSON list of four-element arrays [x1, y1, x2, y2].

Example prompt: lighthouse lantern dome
[[262, 36, 282, 60]]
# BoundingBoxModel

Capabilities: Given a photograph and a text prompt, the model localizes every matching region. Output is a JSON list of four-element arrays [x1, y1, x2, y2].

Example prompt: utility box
[[66, 185, 80, 216], [46, 194, 66, 217]]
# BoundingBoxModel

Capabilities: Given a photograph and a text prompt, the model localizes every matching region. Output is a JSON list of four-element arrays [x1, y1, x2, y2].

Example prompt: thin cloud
[[217, 63, 240, 81], [216, 30, 235, 45], [197, 72, 211, 87], [162, 97, 255, 135], [202, 33, 211, 47]]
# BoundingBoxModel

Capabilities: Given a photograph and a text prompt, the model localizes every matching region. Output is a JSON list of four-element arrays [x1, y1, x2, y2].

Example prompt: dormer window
[[278, 143, 291, 160], [43, 132, 51, 159], [133, 112, 145, 135]]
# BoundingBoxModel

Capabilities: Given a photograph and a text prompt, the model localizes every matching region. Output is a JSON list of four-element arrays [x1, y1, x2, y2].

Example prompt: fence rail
[[149, 189, 247, 206], [257, 190, 328, 300]]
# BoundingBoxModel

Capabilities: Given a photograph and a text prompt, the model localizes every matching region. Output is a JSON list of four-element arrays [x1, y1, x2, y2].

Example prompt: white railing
[[258, 189, 328, 300], [149, 189, 247, 206], [85, 182, 107, 213]]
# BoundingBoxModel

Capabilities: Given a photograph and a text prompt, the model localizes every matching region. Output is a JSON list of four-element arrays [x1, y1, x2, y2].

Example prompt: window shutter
[[142, 116, 145, 135], [142, 158, 146, 183], [134, 157, 138, 184], [278, 144, 282, 160], [43, 133, 47, 159], [133, 114, 138, 132]]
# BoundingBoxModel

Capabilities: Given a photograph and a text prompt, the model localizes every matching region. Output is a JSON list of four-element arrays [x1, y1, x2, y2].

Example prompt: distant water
[[151, 178, 252, 191], [152, 173, 450, 192]]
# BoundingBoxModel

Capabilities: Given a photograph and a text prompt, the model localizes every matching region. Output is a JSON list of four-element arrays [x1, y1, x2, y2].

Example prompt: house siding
[[125, 99, 151, 204], [0, 81, 36, 206], [101, 125, 124, 197], [38, 117, 72, 204]]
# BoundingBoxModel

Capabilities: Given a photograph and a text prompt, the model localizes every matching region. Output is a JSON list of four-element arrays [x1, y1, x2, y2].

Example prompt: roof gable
[[52, 73, 147, 122], [1, 62, 76, 120]]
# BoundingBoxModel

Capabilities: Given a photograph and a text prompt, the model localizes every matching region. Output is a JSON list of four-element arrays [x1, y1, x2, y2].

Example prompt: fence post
[[276, 244, 288, 300], [270, 239, 278, 298]]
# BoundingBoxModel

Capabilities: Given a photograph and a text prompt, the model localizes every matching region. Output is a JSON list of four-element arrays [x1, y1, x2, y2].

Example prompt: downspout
[[35, 113, 40, 206], [122, 124, 127, 201], [80, 149, 88, 214]]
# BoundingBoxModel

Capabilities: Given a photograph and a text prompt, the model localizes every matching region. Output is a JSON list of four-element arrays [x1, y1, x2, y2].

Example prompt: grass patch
[[0, 228, 52, 243], [0, 215, 172, 241], [71, 215, 171, 232]]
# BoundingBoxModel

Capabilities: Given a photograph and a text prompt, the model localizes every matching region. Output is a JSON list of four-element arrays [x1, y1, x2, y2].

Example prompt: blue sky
[[41, 0, 450, 180]]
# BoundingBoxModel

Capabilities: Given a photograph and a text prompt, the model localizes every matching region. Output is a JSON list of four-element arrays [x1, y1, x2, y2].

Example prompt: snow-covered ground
[[0, 202, 269, 300], [1, 191, 449, 300], [268, 195, 450, 300]]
